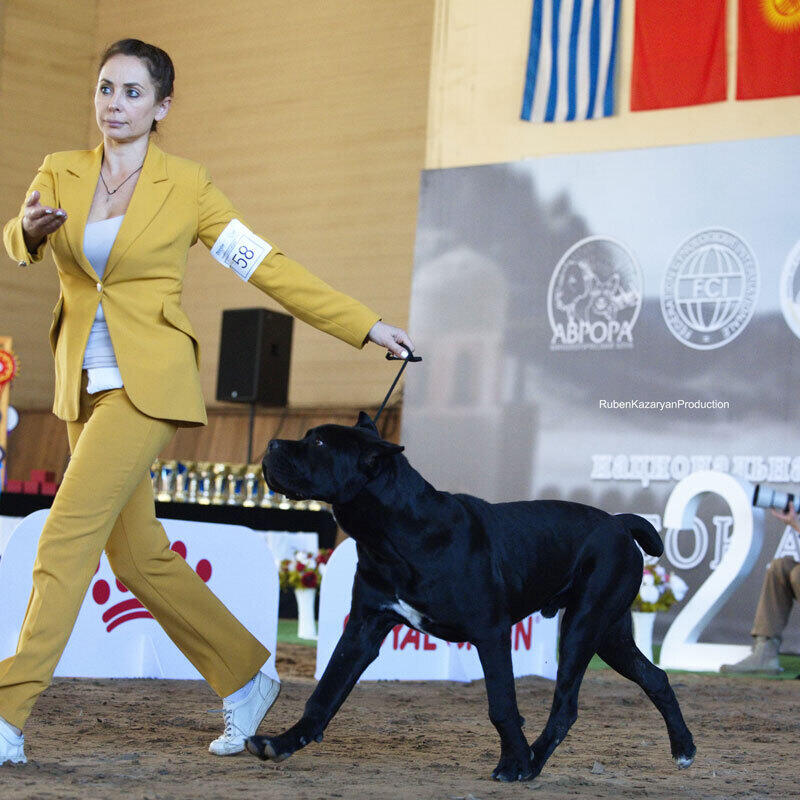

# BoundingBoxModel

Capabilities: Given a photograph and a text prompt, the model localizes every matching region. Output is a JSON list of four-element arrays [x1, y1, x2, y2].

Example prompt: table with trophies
[[0, 458, 337, 548]]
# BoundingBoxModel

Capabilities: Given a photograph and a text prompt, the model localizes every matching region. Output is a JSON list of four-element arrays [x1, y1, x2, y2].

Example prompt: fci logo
[[661, 228, 760, 350]]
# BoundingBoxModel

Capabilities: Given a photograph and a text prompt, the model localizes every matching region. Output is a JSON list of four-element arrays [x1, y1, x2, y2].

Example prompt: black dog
[[248, 413, 695, 781]]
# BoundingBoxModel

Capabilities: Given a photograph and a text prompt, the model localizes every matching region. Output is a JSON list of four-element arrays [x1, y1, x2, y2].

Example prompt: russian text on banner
[[630, 0, 726, 111], [521, 0, 622, 122], [737, 0, 800, 100]]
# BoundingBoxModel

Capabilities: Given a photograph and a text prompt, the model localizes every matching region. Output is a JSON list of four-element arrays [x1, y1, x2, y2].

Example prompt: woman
[[0, 38, 413, 765]]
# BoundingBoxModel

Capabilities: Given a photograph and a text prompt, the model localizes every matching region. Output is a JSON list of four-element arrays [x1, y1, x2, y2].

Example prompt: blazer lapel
[[103, 142, 173, 279], [62, 143, 104, 281]]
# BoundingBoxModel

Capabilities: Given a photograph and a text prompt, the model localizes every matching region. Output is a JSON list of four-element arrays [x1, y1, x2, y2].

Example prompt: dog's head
[[262, 412, 405, 505]]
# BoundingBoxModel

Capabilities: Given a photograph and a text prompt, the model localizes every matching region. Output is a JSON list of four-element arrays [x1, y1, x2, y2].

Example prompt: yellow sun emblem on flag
[[762, 0, 800, 30]]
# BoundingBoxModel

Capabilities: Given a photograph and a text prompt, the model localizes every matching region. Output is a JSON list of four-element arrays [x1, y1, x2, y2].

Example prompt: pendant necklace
[[100, 162, 144, 195]]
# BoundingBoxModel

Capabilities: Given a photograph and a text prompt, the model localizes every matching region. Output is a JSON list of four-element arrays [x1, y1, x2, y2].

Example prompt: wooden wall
[[2, 0, 432, 411], [0, 0, 97, 409]]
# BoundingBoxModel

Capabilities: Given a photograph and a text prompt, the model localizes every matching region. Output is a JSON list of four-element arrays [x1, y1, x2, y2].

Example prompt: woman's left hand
[[367, 321, 415, 359]]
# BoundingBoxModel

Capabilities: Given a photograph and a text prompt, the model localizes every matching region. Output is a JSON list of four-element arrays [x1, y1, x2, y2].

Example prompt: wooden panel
[[0, 0, 97, 409], [5, 405, 401, 483]]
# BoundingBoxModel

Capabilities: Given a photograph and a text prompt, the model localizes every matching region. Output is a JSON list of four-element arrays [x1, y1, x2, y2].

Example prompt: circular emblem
[[547, 236, 643, 351], [762, 0, 800, 31], [779, 239, 800, 340], [0, 349, 18, 388], [660, 229, 760, 351]]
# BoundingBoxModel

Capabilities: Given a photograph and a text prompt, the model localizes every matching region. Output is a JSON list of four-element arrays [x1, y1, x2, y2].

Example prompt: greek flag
[[521, 0, 621, 122]]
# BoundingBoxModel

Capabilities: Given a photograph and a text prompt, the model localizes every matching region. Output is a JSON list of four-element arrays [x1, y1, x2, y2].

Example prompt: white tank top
[[81, 216, 124, 393]]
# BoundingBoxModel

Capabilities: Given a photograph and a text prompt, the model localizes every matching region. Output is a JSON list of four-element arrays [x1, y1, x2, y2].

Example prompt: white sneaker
[[208, 672, 281, 756], [0, 717, 26, 765]]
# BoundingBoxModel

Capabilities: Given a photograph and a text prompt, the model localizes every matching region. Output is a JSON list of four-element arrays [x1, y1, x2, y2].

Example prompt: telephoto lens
[[752, 484, 800, 514]]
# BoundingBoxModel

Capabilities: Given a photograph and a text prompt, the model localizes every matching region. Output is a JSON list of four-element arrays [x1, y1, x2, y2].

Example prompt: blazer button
[[96, 282, 102, 292]]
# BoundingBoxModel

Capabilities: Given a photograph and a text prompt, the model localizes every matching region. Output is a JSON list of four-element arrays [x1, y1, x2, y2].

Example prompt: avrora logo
[[779, 239, 800, 340], [661, 228, 760, 350], [548, 236, 642, 351]]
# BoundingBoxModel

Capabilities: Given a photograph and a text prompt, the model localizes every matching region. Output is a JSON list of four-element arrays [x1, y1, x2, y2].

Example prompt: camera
[[752, 484, 800, 514]]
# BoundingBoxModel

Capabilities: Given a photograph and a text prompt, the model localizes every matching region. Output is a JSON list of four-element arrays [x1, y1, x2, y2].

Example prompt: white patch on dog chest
[[390, 598, 428, 632]]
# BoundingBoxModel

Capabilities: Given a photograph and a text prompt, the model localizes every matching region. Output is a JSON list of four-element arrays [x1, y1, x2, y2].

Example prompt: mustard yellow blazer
[[3, 143, 380, 425]]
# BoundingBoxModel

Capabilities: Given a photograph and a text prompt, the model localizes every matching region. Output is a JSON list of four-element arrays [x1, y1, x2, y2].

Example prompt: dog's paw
[[246, 735, 287, 762], [491, 752, 535, 782], [673, 744, 696, 770]]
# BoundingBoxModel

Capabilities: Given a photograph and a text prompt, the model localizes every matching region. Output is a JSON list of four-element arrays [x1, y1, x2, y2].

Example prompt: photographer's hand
[[769, 505, 800, 532]]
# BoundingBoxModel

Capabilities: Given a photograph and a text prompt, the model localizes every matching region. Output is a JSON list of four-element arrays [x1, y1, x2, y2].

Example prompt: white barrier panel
[[0, 511, 279, 681], [0, 515, 22, 558], [315, 538, 558, 682]]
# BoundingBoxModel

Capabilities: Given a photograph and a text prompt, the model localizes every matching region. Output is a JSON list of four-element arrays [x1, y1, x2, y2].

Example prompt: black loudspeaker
[[216, 308, 293, 406]]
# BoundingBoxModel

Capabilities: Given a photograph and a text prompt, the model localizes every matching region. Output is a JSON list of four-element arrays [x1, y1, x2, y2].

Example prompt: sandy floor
[[1, 643, 797, 800]]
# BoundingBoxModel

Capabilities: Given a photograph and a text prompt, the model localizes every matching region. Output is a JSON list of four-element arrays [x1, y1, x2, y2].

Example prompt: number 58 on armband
[[211, 219, 273, 281]]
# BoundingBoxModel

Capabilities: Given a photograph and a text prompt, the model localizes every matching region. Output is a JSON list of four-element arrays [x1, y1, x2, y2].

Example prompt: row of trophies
[[149, 460, 326, 511]]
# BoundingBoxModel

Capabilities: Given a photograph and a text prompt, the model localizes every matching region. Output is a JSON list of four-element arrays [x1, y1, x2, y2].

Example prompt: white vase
[[631, 611, 656, 663], [294, 587, 318, 640]]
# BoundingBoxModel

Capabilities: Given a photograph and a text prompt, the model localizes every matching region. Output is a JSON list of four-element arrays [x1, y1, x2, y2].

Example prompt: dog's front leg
[[247, 608, 396, 763], [475, 630, 534, 782]]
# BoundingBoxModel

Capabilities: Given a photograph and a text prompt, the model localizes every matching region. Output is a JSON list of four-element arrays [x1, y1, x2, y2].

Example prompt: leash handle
[[373, 350, 422, 425]]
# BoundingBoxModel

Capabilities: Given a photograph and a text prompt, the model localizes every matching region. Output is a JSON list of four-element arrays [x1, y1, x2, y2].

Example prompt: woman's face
[[94, 54, 171, 143]]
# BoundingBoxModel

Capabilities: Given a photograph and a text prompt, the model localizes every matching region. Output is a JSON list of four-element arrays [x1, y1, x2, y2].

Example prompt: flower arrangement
[[632, 564, 689, 612], [278, 549, 332, 592]]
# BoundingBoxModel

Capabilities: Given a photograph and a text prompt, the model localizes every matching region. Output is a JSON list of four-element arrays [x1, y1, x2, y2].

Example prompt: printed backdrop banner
[[402, 136, 800, 653], [0, 512, 279, 680], [316, 538, 558, 682]]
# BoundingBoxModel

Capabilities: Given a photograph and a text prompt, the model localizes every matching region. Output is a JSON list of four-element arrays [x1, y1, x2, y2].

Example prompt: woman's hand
[[367, 321, 415, 359], [21, 190, 68, 253]]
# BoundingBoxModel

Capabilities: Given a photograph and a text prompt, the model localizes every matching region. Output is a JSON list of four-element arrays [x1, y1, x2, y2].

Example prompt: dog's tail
[[616, 513, 664, 557]]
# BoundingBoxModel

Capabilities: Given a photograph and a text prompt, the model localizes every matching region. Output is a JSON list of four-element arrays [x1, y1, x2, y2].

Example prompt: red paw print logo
[[91, 540, 212, 632]]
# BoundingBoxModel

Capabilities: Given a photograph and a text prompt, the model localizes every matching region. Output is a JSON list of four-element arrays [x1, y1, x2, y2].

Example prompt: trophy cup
[[172, 461, 194, 503], [197, 462, 213, 505], [157, 460, 177, 502], [185, 463, 199, 504], [242, 464, 261, 507], [150, 459, 161, 498], [226, 464, 246, 506], [259, 474, 277, 508], [211, 462, 228, 505]]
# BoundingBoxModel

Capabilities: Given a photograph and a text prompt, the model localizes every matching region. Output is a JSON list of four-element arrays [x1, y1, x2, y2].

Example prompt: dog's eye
[[314, 438, 326, 448]]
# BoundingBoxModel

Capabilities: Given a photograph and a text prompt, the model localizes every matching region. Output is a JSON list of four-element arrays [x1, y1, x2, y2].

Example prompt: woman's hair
[[98, 38, 174, 132]]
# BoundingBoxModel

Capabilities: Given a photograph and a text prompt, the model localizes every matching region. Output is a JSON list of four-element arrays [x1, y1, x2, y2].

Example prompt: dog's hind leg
[[528, 603, 605, 778], [474, 628, 534, 782], [595, 613, 696, 769], [246, 608, 397, 763]]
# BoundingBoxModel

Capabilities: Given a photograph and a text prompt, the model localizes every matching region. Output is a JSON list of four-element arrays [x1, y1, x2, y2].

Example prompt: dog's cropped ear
[[359, 438, 405, 477], [356, 411, 379, 432]]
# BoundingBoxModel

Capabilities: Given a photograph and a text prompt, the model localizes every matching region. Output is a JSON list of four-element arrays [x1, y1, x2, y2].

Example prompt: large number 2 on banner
[[658, 470, 764, 672]]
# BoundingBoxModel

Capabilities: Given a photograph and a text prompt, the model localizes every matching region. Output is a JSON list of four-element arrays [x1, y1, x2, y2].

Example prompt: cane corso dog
[[247, 413, 696, 781]]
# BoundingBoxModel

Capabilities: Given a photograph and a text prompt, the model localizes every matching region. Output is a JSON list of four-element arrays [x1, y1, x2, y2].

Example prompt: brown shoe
[[720, 636, 782, 674]]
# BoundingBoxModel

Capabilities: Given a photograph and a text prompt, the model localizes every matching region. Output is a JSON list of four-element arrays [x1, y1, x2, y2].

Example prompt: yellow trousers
[[0, 378, 269, 729]]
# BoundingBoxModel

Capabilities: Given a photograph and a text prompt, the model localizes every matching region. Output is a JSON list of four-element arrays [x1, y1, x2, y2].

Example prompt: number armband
[[210, 219, 273, 282]]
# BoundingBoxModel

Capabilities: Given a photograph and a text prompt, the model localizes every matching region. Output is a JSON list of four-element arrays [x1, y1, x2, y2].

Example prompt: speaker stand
[[247, 402, 256, 465]]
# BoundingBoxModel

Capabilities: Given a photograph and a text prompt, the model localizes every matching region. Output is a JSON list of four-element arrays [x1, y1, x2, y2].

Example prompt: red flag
[[737, 0, 800, 99], [631, 0, 727, 111]]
